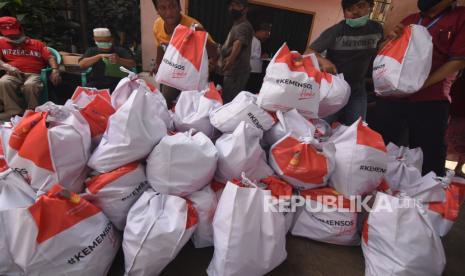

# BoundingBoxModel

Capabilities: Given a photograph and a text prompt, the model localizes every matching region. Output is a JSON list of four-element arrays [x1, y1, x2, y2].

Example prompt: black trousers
[[372, 99, 450, 176], [222, 72, 250, 104], [246, 72, 265, 94]]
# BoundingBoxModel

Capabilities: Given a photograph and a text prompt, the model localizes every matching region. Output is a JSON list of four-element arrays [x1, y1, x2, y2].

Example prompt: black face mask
[[417, 0, 442, 12], [229, 9, 243, 20]]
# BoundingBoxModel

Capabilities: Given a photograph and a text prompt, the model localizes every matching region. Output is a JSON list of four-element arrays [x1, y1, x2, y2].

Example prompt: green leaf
[[0, 2, 9, 9]]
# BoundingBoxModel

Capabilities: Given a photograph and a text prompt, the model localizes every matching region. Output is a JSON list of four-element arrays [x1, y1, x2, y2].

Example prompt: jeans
[[325, 81, 367, 126]]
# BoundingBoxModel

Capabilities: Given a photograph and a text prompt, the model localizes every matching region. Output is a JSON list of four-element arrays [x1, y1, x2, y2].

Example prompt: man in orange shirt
[[151, 0, 218, 108]]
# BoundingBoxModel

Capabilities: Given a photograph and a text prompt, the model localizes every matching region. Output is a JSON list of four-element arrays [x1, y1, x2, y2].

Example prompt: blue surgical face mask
[[95, 41, 112, 49], [346, 14, 370, 28]]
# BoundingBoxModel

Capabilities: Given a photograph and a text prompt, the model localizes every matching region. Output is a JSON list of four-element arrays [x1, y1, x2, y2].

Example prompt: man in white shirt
[[247, 22, 271, 93]]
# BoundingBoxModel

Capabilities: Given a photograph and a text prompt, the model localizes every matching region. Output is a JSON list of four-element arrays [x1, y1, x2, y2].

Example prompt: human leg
[[222, 72, 250, 104], [0, 74, 24, 120], [22, 73, 43, 110], [408, 101, 450, 176], [339, 82, 368, 125]]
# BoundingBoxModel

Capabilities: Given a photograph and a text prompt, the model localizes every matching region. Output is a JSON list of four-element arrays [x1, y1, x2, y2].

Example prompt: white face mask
[[95, 41, 113, 49]]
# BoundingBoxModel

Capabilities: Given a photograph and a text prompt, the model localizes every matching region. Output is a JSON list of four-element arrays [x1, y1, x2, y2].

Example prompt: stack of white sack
[[0, 103, 91, 193]]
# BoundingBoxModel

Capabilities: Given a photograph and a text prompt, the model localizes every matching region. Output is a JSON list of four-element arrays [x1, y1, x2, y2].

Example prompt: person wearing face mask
[[373, 0, 465, 177], [79, 28, 136, 92], [0, 16, 61, 120], [305, 0, 383, 125], [220, 0, 254, 103]]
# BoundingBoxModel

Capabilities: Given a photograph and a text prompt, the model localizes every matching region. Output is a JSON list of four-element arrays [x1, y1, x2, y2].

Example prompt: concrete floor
[[108, 204, 465, 276]]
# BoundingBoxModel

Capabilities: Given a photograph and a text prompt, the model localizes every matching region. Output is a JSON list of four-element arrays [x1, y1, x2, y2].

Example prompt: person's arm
[[0, 59, 22, 78], [223, 23, 253, 72], [47, 56, 61, 85], [305, 48, 337, 74], [423, 60, 465, 89], [423, 13, 465, 88], [0, 50, 23, 78], [113, 55, 136, 68], [206, 40, 219, 60], [223, 40, 242, 72], [151, 45, 165, 76], [79, 54, 105, 69], [305, 25, 339, 74]]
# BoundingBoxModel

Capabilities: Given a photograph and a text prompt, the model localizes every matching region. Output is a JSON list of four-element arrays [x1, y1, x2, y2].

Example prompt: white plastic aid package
[[0, 185, 121, 276], [65, 87, 115, 146], [147, 131, 218, 197], [207, 177, 287, 276], [214, 121, 274, 184], [210, 91, 276, 133], [426, 176, 465, 237], [269, 134, 336, 190], [155, 24, 209, 92], [257, 43, 321, 119], [362, 192, 446, 276], [83, 162, 148, 231], [373, 24, 433, 96], [88, 77, 168, 173], [329, 118, 388, 197], [385, 143, 423, 193], [173, 83, 223, 137], [263, 109, 316, 147], [123, 189, 198, 276], [291, 187, 360, 246], [187, 184, 218, 248], [0, 103, 91, 193]]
